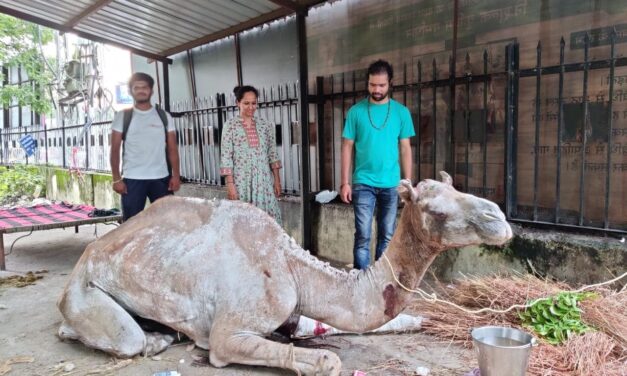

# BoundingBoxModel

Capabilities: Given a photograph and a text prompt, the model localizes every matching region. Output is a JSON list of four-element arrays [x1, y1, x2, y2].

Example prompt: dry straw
[[408, 274, 626, 376]]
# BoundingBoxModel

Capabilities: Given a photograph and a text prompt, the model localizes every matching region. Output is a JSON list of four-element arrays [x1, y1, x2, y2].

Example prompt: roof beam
[[0, 4, 171, 63], [267, 0, 306, 14], [64, 0, 114, 28], [159, 7, 292, 57], [300, 0, 331, 9]]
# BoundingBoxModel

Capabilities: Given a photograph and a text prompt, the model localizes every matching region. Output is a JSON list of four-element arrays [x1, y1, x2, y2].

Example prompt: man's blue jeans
[[352, 184, 399, 270]]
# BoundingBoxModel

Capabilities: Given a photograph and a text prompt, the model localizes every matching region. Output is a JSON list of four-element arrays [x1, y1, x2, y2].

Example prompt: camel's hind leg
[[208, 325, 341, 376], [58, 284, 173, 357]]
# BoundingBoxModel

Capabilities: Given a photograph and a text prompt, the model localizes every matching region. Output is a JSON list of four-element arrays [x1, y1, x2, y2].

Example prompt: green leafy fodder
[[519, 292, 596, 345]]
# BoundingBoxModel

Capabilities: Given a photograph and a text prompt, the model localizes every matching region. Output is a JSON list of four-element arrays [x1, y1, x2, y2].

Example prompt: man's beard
[[370, 91, 388, 102], [135, 97, 150, 104]]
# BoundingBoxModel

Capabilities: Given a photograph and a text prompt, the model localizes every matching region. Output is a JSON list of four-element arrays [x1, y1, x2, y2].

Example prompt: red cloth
[[0, 203, 96, 230]]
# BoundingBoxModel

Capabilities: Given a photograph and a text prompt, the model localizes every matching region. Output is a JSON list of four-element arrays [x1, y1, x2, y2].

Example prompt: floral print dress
[[220, 117, 282, 224]]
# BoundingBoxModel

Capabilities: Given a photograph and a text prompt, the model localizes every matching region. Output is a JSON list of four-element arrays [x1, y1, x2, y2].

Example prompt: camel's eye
[[431, 211, 448, 221]]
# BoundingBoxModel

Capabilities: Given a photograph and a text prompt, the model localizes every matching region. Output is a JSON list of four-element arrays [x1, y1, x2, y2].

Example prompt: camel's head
[[398, 171, 512, 249]]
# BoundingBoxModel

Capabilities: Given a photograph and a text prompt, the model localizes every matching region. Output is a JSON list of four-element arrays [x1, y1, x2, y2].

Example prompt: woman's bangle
[[112, 178, 123, 184], [340, 183, 350, 188]]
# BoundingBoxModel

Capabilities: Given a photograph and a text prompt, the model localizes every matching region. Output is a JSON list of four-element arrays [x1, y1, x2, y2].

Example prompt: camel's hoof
[[144, 332, 175, 356], [58, 321, 79, 340], [314, 350, 341, 376]]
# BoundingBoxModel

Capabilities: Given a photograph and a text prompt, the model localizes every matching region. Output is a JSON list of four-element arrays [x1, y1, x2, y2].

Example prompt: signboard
[[19, 134, 36, 157]]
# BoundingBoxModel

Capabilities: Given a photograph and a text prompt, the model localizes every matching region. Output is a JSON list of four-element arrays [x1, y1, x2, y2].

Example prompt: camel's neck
[[296, 205, 442, 332]]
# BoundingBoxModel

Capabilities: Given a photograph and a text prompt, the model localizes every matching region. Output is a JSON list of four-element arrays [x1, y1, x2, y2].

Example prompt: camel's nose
[[478, 199, 506, 222], [482, 210, 505, 221]]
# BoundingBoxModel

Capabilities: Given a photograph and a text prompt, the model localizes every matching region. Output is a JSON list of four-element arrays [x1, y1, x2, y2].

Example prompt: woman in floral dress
[[220, 85, 282, 224]]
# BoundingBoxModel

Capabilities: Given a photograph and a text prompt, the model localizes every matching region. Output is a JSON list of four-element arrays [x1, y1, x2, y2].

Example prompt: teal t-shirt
[[342, 98, 415, 188]]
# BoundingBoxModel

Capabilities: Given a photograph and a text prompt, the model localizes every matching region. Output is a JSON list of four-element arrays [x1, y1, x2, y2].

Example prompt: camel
[[57, 172, 512, 375]]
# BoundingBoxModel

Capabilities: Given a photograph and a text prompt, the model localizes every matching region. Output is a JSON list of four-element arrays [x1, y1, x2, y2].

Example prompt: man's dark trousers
[[121, 177, 171, 221]]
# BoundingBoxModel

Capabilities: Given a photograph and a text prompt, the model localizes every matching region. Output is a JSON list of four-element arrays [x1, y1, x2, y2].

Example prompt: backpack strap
[[121, 108, 133, 141], [156, 106, 168, 133], [120, 108, 133, 176], [155, 105, 173, 177]]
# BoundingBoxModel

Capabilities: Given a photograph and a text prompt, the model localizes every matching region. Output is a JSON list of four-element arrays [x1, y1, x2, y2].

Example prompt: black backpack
[[121, 106, 172, 176]]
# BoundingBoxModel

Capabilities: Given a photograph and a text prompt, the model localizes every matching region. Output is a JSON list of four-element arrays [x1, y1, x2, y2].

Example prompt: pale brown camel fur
[[57, 172, 512, 375]]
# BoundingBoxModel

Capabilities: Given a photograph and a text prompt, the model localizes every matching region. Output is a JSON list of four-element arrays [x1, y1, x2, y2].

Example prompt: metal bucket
[[471, 326, 536, 376]]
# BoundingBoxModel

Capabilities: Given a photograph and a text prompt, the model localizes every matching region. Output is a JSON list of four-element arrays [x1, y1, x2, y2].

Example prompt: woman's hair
[[233, 85, 259, 102]]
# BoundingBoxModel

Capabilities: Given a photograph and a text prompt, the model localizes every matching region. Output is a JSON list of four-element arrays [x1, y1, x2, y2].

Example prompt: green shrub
[[0, 165, 46, 204]]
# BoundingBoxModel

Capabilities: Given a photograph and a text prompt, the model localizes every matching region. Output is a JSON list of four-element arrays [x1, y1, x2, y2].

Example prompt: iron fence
[[0, 121, 113, 172], [506, 31, 627, 234], [312, 33, 627, 234], [312, 51, 503, 201], [0, 83, 304, 194], [170, 82, 302, 194]]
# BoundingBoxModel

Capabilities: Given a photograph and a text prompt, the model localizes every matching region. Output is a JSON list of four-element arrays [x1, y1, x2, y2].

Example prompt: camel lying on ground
[[57, 172, 512, 375]]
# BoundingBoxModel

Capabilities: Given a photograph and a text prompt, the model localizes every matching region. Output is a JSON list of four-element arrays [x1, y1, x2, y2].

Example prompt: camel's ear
[[398, 179, 419, 203], [439, 171, 453, 186]]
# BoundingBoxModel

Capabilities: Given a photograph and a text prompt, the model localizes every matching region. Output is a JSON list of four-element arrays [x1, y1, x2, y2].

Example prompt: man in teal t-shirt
[[340, 59, 415, 270]]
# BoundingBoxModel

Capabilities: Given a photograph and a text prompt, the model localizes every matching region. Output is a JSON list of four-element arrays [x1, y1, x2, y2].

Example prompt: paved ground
[[0, 224, 475, 376]]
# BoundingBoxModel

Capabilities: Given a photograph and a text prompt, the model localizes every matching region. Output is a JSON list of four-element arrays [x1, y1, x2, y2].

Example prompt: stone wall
[[44, 168, 120, 210]]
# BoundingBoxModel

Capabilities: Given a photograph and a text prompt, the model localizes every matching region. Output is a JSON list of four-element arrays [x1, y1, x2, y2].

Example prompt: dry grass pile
[[410, 274, 627, 375], [580, 290, 627, 350], [527, 332, 625, 376]]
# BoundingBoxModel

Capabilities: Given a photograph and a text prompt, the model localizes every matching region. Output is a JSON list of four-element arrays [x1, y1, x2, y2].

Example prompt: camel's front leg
[[208, 326, 341, 375]]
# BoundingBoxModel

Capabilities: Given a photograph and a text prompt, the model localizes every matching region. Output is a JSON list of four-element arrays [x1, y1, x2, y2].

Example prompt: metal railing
[[312, 33, 627, 234], [505, 31, 627, 234], [171, 82, 302, 194], [0, 83, 303, 195], [0, 121, 112, 172], [312, 52, 505, 200]]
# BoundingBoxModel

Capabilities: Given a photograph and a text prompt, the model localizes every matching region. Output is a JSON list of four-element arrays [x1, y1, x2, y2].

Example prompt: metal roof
[[0, 0, 325, 62]]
